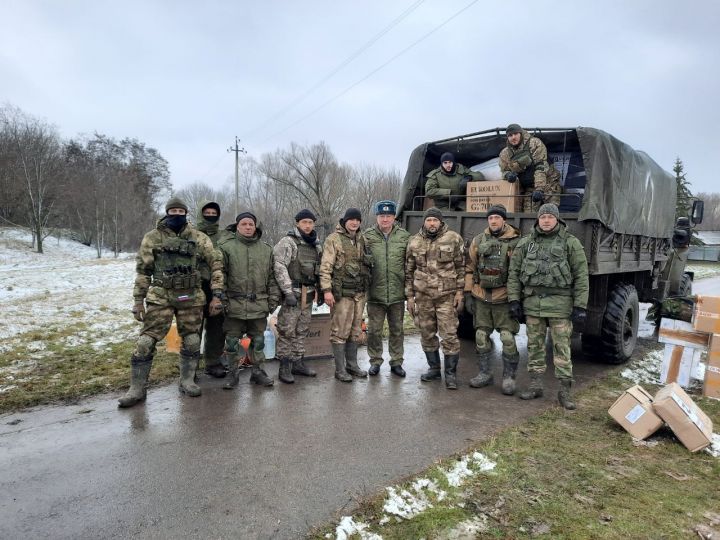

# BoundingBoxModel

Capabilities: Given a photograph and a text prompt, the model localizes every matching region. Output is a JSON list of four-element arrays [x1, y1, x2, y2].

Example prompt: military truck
[[398, 127, 704, 364]]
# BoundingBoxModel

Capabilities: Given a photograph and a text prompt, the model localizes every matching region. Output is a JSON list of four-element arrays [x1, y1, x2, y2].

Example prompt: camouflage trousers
[[520, 173, 561, 213], [134, 302, 203, 356], [275, 302, 312, 360], [414, 294, 460, 355], [472, 299, 519, 356], [367, 301, 405, 366], [330, 294, 366, 344], [223, 317, 268, 367], [525, 315, 573, 379]]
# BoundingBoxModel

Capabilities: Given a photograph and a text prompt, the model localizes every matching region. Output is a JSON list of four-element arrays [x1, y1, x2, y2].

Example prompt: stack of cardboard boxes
[[692, 295, 720, 400]]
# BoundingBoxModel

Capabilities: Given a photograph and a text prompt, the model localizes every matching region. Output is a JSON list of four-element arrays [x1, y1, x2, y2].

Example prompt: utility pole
[[227, 136, 247, 218]]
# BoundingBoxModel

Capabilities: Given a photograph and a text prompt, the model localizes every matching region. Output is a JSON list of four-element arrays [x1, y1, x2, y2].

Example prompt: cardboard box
[[653, 382, 713, 452], [304, 313, 333, 359], [660, 344, 703, 388], [693, 295, 720, 334], [466, 180, 519, 213], [608, 385, 664, 440], [658, 318, 709, 350], [704, 334, 720, 400]]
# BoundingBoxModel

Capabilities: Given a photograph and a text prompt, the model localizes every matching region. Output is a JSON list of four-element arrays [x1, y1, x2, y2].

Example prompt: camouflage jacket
[[273, 227, 322, 296], [195, 211, 232, 283], [499, 129, 561, 191], [424, 164, 484, 209], [363, 222, 410, 305], [133, 217, 223, 307], [405, 223, 464, 300], [217, 224, 281, 320], [319, 224, 371, 298], [464, 223, 521, 304], [507, 222, 589, 318]]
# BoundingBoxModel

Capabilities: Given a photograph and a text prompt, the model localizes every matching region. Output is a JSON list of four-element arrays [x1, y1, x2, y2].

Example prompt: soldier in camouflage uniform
[[405, 207, 465, 389], [425, 152, 484, 210], [273, 209, 323, 384], [363, 200, 410, 377], [119, 197, 224, 408], [196, 201, 233, 378], [507, 203, 589, 409], [217, 211, 281, 389], [320, 208, 372, 382], [464, 204, 522, 394], [499, 124, 561, 213]]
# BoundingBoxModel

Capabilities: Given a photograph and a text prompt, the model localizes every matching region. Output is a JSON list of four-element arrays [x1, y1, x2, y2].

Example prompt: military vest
[[287, 235, 320, 287], [332, 234, 372, 298], [519, 229, 573, 291], [473, 233, 513, 289], [152, 235, 199, 290]]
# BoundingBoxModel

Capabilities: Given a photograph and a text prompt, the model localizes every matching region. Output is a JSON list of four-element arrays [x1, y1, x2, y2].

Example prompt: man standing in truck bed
[[499, 124, 561, 213], [425, 152, 484, 210]]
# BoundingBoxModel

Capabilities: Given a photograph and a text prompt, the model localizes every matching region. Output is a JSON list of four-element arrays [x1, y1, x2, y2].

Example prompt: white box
[[660, 344, 703, 388]]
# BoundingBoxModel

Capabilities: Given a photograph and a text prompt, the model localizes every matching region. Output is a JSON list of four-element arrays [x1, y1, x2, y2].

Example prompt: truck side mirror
[[691, 200, 704, 225]]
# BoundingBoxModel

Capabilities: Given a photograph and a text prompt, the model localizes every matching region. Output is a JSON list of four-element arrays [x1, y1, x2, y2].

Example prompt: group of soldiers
[[119, 124, 588, 410]]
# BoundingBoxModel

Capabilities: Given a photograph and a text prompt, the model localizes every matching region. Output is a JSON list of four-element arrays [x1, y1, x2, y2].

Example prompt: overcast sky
[[2, 0, 719, 194]]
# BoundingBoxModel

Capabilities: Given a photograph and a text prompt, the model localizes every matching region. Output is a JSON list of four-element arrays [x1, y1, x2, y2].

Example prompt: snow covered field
[[0, 228, 138, 355]]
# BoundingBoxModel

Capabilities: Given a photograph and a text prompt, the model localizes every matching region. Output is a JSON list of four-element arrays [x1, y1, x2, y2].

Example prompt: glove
[[284, 292, 298, 307], [406, 298, 416, 316], [504, 171, 518, 183], [509, 300, 524, 323], [464, 292, 474, 315], [132, 301, 145, 322], [208, 297, 224, 317], [449, 195, 462, 209], [315, 287, 324, 306], [458, 175, 473, 193], [531, 190, 545, 203], [571, 307, 587, 326]]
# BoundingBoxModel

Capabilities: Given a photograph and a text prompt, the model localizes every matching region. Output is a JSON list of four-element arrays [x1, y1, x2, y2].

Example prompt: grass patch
[[688, 261, 720, 280], [310, 358, 720, 539]]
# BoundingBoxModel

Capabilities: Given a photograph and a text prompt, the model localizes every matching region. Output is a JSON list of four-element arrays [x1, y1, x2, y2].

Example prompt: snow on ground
[[707, 433, 720, 459], [0, 228, 137, 354], [620, 349, 664, 386], [330, 516, 383, 540]]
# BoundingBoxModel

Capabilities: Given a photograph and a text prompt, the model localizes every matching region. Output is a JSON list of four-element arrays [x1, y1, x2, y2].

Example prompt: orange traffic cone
[[165, 321, 181, 353]]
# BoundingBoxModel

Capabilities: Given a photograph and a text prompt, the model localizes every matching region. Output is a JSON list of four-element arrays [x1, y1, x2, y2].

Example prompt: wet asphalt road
[[1, 332, 613, 539]]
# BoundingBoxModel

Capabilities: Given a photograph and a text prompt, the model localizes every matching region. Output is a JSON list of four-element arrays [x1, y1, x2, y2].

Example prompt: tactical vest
[[287, 235, 320, 287], [510, 141, 536, 188], [152, 235, 199, 290], [519, 230, 573, 291], [332, 234, 372, 298], [473, 233, 512, 289]]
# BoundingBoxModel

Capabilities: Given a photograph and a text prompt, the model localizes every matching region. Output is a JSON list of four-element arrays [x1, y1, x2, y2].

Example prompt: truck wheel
[[678, 273, 693, 296], [600, 283, 639, 364]]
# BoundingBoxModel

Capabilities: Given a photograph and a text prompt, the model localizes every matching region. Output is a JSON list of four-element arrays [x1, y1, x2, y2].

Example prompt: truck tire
[[600, 283, 639, 364], [678, 273, 693, 297]]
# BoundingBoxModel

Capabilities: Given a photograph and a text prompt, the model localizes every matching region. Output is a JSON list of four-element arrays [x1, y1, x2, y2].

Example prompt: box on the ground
[[608, 385, 664, 440], [658, 318, 710, 350], [704, 334, 720, 400], [466, 181, 519, 213], [693, 295, 720, 334], [304, 313, 332, 359], [660, 344, 703, 388], [653, 382, 713, 452]]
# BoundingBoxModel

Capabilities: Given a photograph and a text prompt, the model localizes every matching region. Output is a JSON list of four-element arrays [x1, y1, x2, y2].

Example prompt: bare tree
[[349, 163, 403, 225]]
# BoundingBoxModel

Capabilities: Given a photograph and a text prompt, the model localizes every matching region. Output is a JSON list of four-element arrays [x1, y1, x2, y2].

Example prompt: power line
[[243, 0, 425, 141], [259, 0, 480, 145]]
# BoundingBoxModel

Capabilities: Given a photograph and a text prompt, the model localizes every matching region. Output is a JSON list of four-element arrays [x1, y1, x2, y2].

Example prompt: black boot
[[333, 343, 352, 382], [345, 342, 367, 377], [420, 350, 442, 381], [179, 351, 202, 397], [444, 353, 459, 390], [223, 340, 240, 390], [469, 351, 493, 388], [291, 357, 316, 377], [390, 364, 406, 377], [519, 372, 544, 400], [250, 365, 274, 386], [118, 354, 153, 408], [278, 357, 294, 384], [368, 364, 381, 376], [204, 357, 227, 378], [558, 379, 577, 410], [501, 353, 520, 395]]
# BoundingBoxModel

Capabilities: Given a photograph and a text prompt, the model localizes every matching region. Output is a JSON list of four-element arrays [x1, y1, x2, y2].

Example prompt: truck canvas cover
[[399, 127, 676, 239]]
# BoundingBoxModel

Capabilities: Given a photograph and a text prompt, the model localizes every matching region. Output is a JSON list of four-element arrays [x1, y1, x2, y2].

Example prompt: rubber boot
[[469, 351, 493, 388], [420, 350, 442, 381], [518, 372, 544, 400], [501, 353, 520, 396], [250, 364, 274, 386], [291, 357, 317, 377], [179, 352, 202, 397], [333, 343, 352, 382], [345, 341, 367, 377], [118, 354, 153, 408], [204, 356, 226, 378], [444, 353, 459, 390], [558, 379, 577, 410], [223, 355, 239, 390], [278, 357, 294, 384]]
